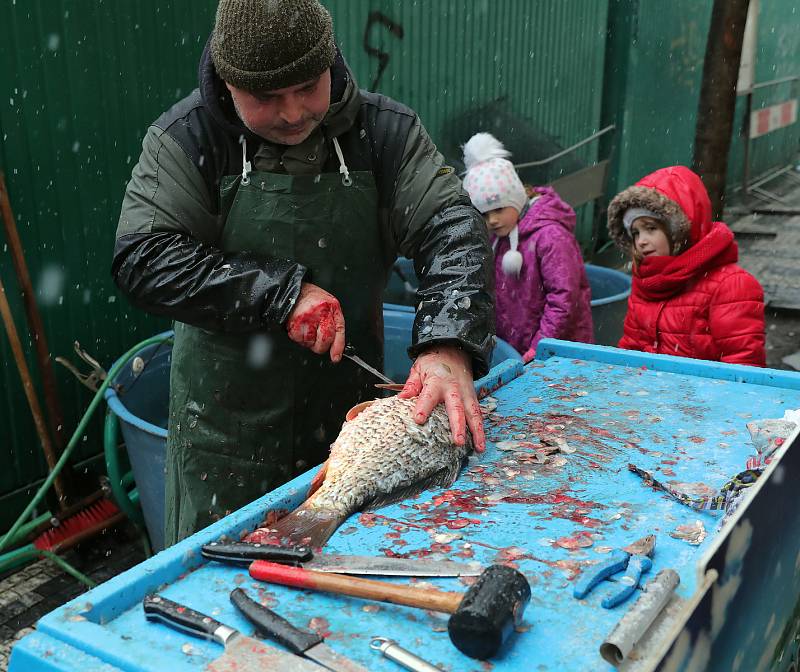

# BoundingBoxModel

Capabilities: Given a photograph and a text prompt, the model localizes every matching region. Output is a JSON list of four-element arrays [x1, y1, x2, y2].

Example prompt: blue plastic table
[[10, 340, 800, 672]]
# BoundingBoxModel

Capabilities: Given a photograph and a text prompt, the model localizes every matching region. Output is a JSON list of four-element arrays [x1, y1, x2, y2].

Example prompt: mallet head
[[447, 564, 531, 659]]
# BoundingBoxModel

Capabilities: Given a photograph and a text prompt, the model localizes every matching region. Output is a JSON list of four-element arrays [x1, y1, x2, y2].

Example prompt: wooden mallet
[[249, 561, 531, 659]]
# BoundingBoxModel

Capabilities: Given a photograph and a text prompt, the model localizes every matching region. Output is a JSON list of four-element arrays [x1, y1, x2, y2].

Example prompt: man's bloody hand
[[285, 282, 346, 362], [399, 346, 486, 452]]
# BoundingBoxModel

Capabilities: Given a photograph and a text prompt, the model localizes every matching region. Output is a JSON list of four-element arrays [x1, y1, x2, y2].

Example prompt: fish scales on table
[[250, 396, 473, 548]]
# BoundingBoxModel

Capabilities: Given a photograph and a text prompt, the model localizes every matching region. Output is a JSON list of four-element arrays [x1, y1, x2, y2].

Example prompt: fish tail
[[266, 502, 345, 549]]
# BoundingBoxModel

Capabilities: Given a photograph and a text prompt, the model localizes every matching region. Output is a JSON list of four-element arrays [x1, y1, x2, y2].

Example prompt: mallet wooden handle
[[249, 561, 463, 613]]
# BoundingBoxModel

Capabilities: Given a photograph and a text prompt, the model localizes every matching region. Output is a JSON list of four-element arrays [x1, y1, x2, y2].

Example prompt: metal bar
[[750, 207, 800, 216], [0, 173, 69, 485], [512, 125, 616, 169], [748, 165, 795, 190], [752, 185, 791, 206], [750, 75, 800, 91]]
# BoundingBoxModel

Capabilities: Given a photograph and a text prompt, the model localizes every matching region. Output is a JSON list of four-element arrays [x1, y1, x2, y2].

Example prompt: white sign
[[737, 0, 759, 94], [750, 99, 798, 138]]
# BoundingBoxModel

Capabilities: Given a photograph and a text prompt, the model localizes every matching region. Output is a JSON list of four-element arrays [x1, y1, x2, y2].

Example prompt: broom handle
[[0, 275, 66, 505], [249, 561, 463, 614]]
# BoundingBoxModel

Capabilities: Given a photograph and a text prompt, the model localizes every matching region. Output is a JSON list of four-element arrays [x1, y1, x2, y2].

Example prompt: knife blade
[[202, 541, 482, 577], [231, 588, 368, 672], [143, 594, 325, 672], [343, 345, 395, 385]]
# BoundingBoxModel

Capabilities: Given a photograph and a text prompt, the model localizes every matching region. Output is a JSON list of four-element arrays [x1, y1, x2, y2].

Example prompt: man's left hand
[[398, 346, 486, 452]]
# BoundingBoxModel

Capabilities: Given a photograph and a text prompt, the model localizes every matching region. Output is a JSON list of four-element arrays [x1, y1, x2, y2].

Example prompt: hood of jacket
[[197, 36, 362, 146], [516, 186, 576, 241], [607, 166, 715, 251]]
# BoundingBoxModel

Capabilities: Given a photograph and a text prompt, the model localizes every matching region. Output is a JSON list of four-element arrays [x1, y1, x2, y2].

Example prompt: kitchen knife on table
[[143, 594, 325, 671], [202, 541, 482, 577], [231, 588, 368, 672]]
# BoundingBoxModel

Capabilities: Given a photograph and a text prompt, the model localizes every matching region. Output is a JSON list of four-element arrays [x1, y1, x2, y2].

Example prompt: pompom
[[462, 133, 511, 171], [501, 249, 523, 277]]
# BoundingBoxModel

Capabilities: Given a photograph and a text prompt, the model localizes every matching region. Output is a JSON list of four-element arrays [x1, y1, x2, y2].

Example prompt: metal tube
[[742, 91, 752, 197], [513, 125, 616, 169], [751, 74, 799, 91], [600, 569, 680, 667], [370, 638, 440, 672]]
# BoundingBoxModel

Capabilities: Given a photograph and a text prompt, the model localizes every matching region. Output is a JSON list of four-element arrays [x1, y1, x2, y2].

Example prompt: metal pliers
[[573, 535, 656, 608]]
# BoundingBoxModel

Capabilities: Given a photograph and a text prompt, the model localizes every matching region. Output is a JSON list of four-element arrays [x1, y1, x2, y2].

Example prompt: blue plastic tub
[[105, 312, 521, 550], [384, 258, 631, 346], [104, 334, 171, 552], [584, 263, 631, 346]]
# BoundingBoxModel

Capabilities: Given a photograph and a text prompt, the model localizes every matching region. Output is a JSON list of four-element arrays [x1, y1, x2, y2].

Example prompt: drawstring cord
[[240, 136, 351, 188], [240, 137, 252, 185], [332, 137, 352, 186]]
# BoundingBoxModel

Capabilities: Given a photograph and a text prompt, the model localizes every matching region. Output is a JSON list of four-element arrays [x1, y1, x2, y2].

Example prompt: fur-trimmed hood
[[607, 166, 713, 252]]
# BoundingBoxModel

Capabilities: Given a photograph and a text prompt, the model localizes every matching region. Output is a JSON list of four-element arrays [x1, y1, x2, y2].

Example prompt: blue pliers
[[573, 534, 656, 608]]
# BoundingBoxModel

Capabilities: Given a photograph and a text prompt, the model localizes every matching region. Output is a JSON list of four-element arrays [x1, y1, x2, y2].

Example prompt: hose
[[0, 333, 173, 577]]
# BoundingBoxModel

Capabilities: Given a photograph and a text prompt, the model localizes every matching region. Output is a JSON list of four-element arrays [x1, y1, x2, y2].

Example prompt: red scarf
[[632, 222, 738, 301]]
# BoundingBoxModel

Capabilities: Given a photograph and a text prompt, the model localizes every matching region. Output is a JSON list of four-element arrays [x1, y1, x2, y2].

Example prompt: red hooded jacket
[[607, 167, 765, 367]]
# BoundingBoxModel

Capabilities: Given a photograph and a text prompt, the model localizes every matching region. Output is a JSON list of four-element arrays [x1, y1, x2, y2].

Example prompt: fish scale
[[256, 396, 472, 548]]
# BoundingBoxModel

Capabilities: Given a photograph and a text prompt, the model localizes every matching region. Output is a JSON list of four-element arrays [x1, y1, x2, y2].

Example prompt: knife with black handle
[[203, 541, 312, 566], [143, 594, 324, 672], [230, 588, 368, 672], [203, 541, 482, 576]]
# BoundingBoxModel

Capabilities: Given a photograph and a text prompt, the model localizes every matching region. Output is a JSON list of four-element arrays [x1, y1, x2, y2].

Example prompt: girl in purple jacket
[[463, 133, 594, 361]]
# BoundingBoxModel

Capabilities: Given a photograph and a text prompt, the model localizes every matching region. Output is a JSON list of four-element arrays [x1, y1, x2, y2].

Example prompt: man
[[113, 0, 494, 546]]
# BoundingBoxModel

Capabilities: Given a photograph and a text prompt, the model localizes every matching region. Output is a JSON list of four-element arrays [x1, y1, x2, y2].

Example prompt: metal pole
[[0, 275, 67, 505], [742, 91, 753, 198]]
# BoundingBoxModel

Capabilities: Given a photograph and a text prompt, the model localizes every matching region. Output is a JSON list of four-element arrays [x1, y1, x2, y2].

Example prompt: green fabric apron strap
[[165, 139, 383, 545]]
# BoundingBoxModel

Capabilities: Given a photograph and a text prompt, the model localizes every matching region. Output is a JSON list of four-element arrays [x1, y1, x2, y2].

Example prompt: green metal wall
[[0, 1, 215, 528], [602, 0, 800, 200], [602, 0, 714, 197], [329, 1, 609, 245], [726, 2, 800, 188]]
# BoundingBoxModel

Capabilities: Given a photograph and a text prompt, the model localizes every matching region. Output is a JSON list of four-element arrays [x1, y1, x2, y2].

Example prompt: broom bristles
[[33, 498, 120, 550]]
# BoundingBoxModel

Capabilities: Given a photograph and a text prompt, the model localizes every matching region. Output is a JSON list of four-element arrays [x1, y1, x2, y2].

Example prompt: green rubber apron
[[165, 137, 383, 545]]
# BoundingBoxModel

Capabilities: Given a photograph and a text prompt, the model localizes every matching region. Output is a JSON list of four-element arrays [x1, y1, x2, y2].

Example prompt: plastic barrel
[[584, 264, 631, 346], [104, 336, 171, 552], [384, 258, 631, 347]]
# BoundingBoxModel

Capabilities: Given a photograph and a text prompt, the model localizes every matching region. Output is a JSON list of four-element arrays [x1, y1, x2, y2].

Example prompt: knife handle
[[202, 541, 313, 566], [230, 588, 323, 654], [143, 594, 228, 644]]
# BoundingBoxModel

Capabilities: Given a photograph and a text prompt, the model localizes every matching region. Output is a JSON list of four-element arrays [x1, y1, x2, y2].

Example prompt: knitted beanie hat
[[463, 133, 527, 277], [211, 0, 336, 92], [462, 133, 528, 214]]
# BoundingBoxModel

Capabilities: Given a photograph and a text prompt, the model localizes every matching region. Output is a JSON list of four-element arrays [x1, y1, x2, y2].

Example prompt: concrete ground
[[730, 166, 800, 370], [0, 524, 146, 671], [1, 165, 799, 672]]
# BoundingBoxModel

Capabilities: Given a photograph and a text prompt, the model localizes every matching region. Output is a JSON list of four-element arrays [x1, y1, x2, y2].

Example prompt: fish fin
[[307, 460, 328, 497], [263, 502, 345, 549], [365, 464, 463, 511]]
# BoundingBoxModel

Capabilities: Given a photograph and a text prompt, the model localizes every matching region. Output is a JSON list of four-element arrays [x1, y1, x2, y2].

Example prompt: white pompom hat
[[462, 133, 526, 277]]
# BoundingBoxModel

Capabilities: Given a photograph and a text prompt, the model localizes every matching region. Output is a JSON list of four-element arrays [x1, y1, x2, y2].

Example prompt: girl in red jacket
[[607, 166, 766, 366]]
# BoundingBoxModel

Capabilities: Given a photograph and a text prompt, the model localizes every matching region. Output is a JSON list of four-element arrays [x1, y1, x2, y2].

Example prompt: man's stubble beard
[[231, 97, 323, 147]]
